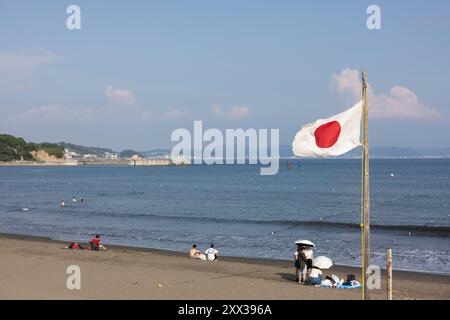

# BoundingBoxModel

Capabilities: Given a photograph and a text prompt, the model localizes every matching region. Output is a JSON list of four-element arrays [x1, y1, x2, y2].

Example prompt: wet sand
[[0, 233, 449, 300]]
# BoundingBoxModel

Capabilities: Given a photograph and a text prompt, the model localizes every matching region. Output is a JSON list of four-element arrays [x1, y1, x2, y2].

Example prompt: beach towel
[[319, 279, 362, 289], [336, 280, 362, 289]]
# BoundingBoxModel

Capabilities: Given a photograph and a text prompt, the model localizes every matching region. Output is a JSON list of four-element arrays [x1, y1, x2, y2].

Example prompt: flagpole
[[361, 70, 371, 300]]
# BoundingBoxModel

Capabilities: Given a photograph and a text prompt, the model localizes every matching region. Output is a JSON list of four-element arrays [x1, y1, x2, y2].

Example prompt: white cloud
[[105, 86, 137, 105], [229, 106, 250, 120], [212, 104, 250, 121], [212, 104, 224, 117], [331, 68, 361, 102], [331, 68, 441, 119], [7, 104, 95, 123], [0, 48, 64, 95], [6, 86, 151, 124], [102, 86, 152, 121], [162, 108, 190, 119]]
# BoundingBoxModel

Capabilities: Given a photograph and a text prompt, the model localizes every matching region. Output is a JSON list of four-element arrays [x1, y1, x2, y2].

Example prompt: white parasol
[[294, 239, 315, 247], [312, 256, 334, 269]]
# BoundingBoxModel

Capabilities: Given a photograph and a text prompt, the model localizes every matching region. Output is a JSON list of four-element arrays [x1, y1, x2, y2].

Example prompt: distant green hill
[[0, 134, 64, 161], [119, 149, 143, 158]]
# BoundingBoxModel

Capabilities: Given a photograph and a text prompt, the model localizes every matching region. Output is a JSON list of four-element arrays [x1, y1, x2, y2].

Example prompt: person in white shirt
[[307, 266, 323, 285], [205, 244, 219, 261]]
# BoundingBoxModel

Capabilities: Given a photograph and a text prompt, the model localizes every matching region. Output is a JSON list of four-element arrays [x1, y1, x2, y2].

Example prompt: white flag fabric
[[292, 101, 362, 157]]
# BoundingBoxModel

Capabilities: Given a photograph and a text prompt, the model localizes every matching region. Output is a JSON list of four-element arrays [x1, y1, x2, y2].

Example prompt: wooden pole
[[387, 248, 393, 300], [361, 70, 371, 300]]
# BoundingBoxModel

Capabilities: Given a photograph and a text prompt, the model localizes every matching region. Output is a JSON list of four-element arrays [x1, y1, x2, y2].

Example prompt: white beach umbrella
[[313, 256, 333, 269], [294, 239, 315, 247]]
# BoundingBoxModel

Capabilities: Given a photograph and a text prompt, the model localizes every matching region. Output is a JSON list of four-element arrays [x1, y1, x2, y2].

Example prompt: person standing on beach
[[304, 246, 314, 282], [294, 245, 307, 283], [205, 244, 219, 261]]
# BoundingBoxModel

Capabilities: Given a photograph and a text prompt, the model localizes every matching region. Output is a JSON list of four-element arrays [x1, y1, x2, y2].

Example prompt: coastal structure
[[78, 158, 174, 166], [0, 158, 180, 166]]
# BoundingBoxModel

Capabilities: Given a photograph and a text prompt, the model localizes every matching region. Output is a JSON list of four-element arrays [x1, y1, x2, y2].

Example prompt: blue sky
[[0, 0, 449, 150]]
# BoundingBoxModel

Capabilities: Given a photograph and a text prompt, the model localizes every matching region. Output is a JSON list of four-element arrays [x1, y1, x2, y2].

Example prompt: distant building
[[64, 148, 80, 160], [130, 154, 142, 161], [171, 156, 191, 165], [104, 152, 118, 159], [82, 154, 98, 159]]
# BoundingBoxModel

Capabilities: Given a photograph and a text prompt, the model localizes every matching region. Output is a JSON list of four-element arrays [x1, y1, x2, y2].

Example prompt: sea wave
[[47, 209, 450, 236]]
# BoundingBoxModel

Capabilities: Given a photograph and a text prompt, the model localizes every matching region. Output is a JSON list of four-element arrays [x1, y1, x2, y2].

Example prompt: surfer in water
[[287, 161, 293, 169], [60, 199, 65, 208]]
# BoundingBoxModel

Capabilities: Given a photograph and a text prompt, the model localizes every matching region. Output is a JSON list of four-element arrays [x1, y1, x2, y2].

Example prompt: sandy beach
[[0, 233, 448, 300]]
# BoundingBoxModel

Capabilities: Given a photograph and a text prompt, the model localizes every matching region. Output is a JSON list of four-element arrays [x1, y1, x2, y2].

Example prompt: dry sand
[[0, 234, 449, 300]]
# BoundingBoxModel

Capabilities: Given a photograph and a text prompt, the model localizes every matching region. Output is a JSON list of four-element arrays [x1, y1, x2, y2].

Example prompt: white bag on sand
[[331, 274, 340, 284]]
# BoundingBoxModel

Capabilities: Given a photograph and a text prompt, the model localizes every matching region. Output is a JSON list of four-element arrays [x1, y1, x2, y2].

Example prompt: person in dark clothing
[[294, 245, 307, 283]]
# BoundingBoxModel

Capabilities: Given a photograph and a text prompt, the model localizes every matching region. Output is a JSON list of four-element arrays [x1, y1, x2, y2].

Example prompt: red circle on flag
[[314, 121, 341, 148]]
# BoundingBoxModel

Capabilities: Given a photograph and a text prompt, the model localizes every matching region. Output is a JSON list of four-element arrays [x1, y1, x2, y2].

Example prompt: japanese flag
[[292, 101, 362, 157]]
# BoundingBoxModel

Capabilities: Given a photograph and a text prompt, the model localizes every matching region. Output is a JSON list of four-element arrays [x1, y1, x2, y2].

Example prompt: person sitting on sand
[[65, 242, 87, 250], [190, 244, 200, 257], [89, 234, 101, 251], [205, 244, 219, 261], [306, 265, 323, 286], [294, 245, 307, 283], [189, 244, 207, 261]]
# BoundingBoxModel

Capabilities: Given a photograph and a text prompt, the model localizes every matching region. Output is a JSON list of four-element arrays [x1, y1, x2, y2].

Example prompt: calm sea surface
[[0, 159, 449, 274]]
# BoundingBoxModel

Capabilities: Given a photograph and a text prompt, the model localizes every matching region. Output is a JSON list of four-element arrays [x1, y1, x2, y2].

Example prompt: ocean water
[[0, 159, 449, 274]]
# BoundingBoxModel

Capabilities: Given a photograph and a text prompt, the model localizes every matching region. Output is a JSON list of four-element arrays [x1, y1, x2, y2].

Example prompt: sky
[[0, 0, 449, 150]]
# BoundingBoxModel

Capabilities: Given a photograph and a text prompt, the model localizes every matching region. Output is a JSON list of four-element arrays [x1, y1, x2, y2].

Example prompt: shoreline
[[1, 232, 449, 277], [1, 232, 449, 300]]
